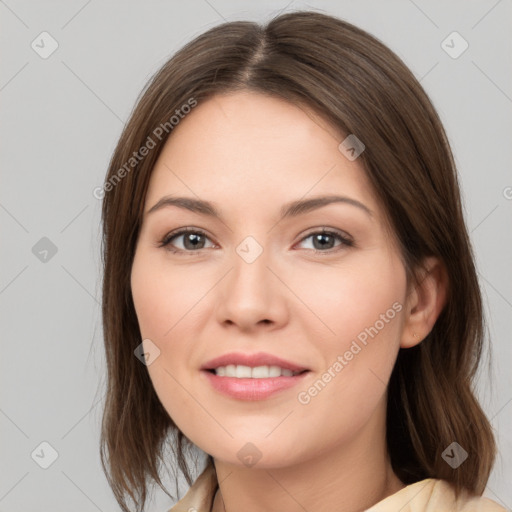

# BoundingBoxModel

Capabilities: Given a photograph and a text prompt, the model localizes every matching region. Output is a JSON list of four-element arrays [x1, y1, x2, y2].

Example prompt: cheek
[[131, 253, 200, 426], [291, 253, 406, 345], [131, 250, 199, 340], [292, 253, 405, 406], [130, 249, 213, 393]]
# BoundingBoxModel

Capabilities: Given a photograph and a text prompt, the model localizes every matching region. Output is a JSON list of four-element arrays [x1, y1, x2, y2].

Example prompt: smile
[[210, 364, 306, 378], [202, 367, 310, 400]]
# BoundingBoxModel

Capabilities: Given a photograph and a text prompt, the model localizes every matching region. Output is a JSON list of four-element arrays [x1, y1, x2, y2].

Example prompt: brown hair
[[99, 10, 496, 511]]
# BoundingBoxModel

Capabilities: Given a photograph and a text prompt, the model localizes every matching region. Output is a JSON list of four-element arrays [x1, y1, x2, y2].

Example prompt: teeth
[[235, 364, 251, 378], [212, 364, 301, 378]]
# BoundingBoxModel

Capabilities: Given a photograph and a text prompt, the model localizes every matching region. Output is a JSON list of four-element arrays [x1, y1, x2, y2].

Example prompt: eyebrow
[[146, 194, 373, 221]]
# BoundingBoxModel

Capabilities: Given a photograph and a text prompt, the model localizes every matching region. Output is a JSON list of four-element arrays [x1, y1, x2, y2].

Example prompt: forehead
[[144, 91, 380, 221]]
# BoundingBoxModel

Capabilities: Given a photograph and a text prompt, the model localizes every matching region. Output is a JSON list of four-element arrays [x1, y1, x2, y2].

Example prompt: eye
[[158, 227, 354, 255], [158, 228, 215, 254], [296, 228, 354, 253]]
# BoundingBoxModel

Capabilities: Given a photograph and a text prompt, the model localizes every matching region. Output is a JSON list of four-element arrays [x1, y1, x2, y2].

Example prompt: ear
[[400, 256, 448, 349]]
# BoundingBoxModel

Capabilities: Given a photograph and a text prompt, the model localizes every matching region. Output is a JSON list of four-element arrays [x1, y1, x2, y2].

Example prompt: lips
[[202, 370, 309, 400], [200, 352, 309, 373], [200, 352, 311, 400]]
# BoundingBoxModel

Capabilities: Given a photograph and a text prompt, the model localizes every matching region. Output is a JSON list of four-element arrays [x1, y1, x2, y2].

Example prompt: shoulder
[[366, 478, 509, 512], [166, 459, 218, 512]]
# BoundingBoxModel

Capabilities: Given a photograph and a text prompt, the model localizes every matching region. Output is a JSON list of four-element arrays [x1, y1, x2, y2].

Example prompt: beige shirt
[[167, 459, 508, 512]]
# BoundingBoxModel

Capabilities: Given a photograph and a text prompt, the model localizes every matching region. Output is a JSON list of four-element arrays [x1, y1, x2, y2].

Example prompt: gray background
[[1, 1, 511, 510]]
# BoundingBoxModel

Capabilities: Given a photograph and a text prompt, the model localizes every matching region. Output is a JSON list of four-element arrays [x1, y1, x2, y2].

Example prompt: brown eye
[[297, 229, 354, 253], [159, 228, 214, 254]]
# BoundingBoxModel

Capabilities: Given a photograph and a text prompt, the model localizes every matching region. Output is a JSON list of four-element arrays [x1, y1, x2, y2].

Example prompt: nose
[[214, 242, 289, 332]]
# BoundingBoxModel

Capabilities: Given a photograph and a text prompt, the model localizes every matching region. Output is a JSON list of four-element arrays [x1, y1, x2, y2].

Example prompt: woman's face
[[131, 91, 410, 468]]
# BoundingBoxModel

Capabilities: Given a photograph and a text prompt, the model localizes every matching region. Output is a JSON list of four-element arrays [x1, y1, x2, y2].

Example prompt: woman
[[99, 10, 507, 512]]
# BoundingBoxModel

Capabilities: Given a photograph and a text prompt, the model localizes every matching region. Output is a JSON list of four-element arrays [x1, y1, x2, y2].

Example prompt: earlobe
[[400, 256, 448, 349]]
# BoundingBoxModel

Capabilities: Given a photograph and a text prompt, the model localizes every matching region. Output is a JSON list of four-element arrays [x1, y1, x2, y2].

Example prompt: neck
[[211, 401, 405, 512]]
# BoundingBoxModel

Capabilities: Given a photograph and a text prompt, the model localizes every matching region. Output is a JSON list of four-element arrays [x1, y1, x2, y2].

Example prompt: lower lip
[[201, 370, 310, 400]]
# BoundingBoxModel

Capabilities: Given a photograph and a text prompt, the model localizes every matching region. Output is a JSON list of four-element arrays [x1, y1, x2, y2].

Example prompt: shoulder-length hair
[[99, 10, 496, 512]]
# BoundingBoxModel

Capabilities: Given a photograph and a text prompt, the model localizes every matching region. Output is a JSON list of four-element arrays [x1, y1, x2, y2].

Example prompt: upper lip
[[200, 352, 309, 372]]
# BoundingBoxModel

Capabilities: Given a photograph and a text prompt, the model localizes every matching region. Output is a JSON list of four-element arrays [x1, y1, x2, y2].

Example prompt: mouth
[[204, 365, 309, 378], [200, 352, 311, 400], [201, 365, 311, 401]]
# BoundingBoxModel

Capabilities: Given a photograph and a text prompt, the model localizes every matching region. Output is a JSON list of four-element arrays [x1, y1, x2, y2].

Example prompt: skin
[[130, 91, 447, 512]]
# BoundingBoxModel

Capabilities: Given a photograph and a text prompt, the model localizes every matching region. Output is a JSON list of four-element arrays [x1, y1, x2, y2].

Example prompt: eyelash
[[157, 227, 355, 256]]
